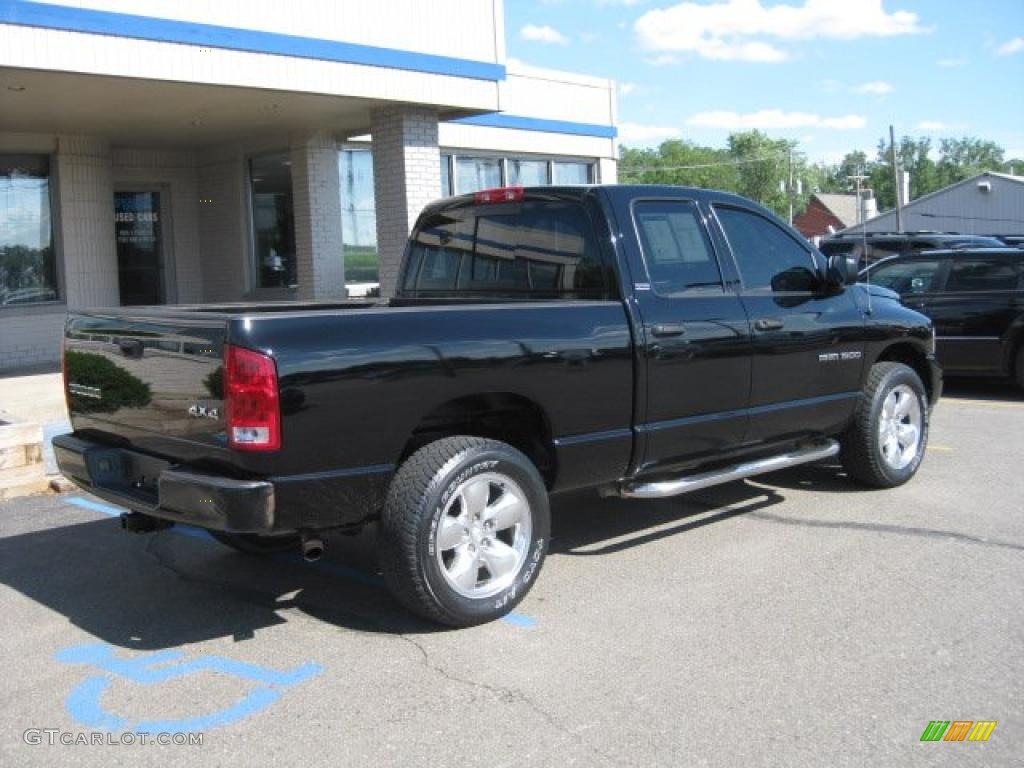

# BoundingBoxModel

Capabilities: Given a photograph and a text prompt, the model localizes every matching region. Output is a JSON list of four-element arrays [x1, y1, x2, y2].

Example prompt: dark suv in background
[[820, 231, 1006, 268], [863, 248, 1024, 388]]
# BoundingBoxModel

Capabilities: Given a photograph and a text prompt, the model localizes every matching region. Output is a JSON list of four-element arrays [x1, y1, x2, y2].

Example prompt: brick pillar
[[370, 106, 441, 298], [56, 136, 119, 308], [290, 132, 346, 300]]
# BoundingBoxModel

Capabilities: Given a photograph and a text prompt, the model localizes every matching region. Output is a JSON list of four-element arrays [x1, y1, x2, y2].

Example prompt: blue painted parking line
[[63, 495, 536, 628], [57, 643, 321, 733], [499, 612, 537, 629], [66, 496, 124, 517]]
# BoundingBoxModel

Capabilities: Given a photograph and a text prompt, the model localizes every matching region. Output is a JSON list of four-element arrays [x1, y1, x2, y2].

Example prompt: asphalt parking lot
[[0, 380, 1021, 768]]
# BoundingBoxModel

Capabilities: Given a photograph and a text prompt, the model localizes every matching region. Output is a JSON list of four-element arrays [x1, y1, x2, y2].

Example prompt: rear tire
[[842, 362, 929, 488], [210, 531, 300, 555], [1015, 345, 1024, 391], [378, 436, 549, 627]]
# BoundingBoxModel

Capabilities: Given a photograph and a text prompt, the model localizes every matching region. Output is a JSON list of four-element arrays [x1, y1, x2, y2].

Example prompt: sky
[[504, 0, 1024, 165]]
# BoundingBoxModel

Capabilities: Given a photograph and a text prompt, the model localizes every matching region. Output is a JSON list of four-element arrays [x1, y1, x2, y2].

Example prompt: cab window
[[401, 201, 611, 299], [632, 200, 723, 295], [714, 206, 817, 292]]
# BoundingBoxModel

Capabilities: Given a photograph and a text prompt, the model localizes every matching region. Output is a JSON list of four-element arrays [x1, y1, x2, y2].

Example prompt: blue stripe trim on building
[[638, 392, 861, 433], [1, 0, 505, 81], [450, 113, 618, 139]]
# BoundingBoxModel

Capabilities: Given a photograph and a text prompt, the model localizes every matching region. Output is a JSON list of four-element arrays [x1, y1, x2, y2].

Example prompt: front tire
[[842, 361, 929, 488], [378, 436, 549, 627]]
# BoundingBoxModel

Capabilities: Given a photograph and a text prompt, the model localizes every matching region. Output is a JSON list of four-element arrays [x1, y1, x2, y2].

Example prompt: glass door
[[115, 191, 165, 305]]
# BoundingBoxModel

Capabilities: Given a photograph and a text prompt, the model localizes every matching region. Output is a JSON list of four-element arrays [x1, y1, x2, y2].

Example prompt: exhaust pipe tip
[[301, 536, 324, 562]]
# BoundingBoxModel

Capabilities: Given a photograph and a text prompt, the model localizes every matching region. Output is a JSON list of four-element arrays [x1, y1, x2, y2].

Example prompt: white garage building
[[840, 171, 1024, 238], [0, 0, 618, 370]]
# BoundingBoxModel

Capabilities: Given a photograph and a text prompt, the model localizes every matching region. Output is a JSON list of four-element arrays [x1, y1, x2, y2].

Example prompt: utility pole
[[787, 146, 794, 225], [847, 169, 869, 225], [890, 124, 904, 232]]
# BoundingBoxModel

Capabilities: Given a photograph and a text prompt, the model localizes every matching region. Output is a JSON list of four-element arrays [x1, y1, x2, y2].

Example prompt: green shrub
[[65, 351, 152, 413]]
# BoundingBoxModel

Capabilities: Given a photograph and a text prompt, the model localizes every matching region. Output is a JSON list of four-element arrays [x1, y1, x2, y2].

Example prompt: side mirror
[[826, 254, 859, 287]]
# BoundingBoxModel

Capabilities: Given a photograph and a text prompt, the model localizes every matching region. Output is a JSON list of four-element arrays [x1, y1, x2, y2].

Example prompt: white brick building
[[0, 0, 618, 370]]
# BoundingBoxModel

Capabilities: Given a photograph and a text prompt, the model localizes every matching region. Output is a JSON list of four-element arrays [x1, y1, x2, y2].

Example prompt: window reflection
[[250, 153, 296, 289], [456, 157, 501, 194], [1, 154, 57, 306], [341, 149, 378, 284]]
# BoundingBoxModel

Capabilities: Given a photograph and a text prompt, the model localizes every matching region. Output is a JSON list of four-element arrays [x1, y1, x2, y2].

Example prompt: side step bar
[[619, 439, 840, 499]]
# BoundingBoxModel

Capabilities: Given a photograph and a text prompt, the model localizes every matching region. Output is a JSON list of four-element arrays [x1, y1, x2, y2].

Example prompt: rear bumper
[[53, 434, 275, 532]]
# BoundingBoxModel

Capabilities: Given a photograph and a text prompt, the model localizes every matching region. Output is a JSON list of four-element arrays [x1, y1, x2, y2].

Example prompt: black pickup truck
[[56, 185, 941, 626]]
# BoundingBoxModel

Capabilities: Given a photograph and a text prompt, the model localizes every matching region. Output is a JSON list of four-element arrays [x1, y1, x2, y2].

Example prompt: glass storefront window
[[250, 153, 296, 289], [333, 150, 597, 291], [553, 161, 593, 185], [1, 155, 57, 306], [340, 149, 379, 284], [508, 159, 548, 186], [441, 155, 452, 197], [456, 156, 501, 194]]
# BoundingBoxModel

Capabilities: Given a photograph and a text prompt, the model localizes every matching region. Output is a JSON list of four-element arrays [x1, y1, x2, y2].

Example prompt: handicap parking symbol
[[56, 643, 322, 733]]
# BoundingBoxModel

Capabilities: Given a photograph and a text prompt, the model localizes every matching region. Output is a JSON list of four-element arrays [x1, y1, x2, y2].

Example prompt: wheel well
[[401, 393, 555, 487], [876, 343, 934, 399]]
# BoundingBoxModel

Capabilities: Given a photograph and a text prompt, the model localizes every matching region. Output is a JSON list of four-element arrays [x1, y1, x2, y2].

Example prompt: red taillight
[[474, 186, 524, 204], [224, 345, 281, 452]]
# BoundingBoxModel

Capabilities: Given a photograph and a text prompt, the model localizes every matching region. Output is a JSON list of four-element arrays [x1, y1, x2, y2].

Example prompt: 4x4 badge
[[188, 403, 220, 419]]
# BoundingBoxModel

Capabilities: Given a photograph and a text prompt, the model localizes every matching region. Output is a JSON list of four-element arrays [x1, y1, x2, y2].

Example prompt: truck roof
[[422, 184, 778, 219]]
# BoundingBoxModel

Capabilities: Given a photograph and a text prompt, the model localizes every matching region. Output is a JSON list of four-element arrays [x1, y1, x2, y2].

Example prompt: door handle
[[651, 323, 686, 338], [754, 318, 785, 331]]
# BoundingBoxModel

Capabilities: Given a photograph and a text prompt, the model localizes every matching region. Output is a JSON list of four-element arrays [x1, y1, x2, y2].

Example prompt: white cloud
[[635, 0, 925, 62], [618, 82, 637, 96], [936, 57, 966, 67], [854, 80, 894, 95], [687, 109, 865, 130], [646, 54, 678, 66], [618, 122, 681, 144], [915, 120, 967, 132], [996, 37, 1024, 56], [520, 24, 569, 45]]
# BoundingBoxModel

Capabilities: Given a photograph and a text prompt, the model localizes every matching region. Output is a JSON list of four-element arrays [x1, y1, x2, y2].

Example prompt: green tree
[[937, 137, 1005, 186], [727, 130, 793, 215], [619, 139, 737, 190]]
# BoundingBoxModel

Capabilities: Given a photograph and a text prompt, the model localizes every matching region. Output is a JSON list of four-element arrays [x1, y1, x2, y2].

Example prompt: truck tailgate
[[64, 311, 230, 459]]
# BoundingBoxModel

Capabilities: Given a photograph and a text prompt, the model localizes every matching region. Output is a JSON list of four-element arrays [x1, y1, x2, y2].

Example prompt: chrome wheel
[[878, 384, 922, 470], [435, 472, 532, 599]]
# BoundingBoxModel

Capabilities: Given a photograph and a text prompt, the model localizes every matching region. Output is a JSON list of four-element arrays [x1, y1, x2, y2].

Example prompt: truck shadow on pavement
[[940, 378, 1023, 402], [0, 464, 856, 645], [550, 479, 787, 556]]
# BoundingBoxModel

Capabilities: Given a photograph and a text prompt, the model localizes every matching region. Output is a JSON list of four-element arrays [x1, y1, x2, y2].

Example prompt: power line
[[918, 212, 1024, 223]]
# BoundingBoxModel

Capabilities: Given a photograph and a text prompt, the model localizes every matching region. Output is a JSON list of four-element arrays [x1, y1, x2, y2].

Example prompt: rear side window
[[945, 258, 1019, 292], [870, 259, 943, 294], [633, 200, 723, 295], [401, 201, 610, 299], [715, 206, 817, 292]]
